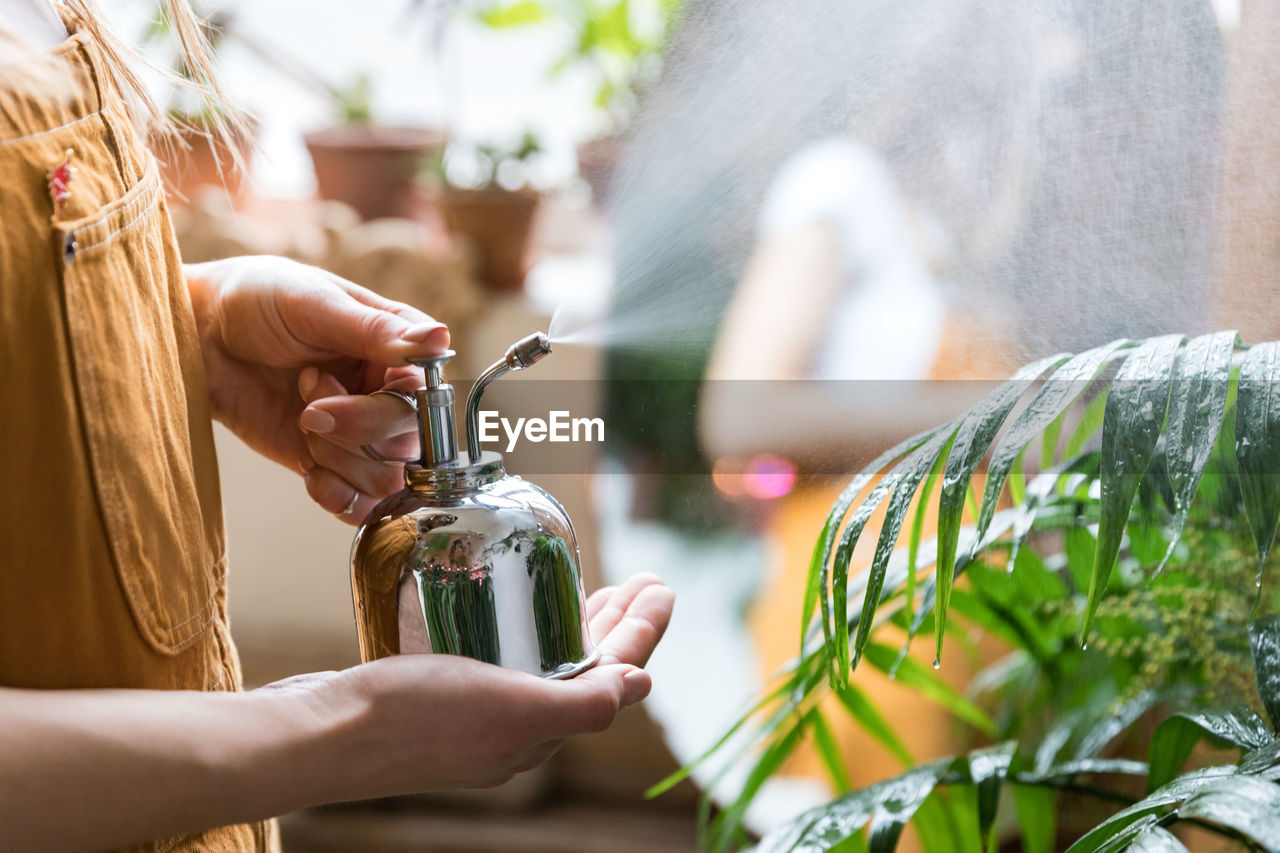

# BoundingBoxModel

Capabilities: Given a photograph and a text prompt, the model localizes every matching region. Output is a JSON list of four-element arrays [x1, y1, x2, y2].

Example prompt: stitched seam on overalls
[[71, 184, 162, 256], [0, 108, 105, 146], [72, 35, 139, 189], [66, 254, 226, 650]]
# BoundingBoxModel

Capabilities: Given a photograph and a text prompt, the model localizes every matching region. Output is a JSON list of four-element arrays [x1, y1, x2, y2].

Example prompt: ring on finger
[[338, 487, 360, 518], [362, 389, 421, 464]]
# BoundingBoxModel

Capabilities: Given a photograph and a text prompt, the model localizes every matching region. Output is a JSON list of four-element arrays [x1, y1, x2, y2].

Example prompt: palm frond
[[808, 331, 1280, 674]]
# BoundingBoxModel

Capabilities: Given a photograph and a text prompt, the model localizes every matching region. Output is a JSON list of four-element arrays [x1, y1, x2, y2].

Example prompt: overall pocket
[[55, 162, 225, 654]]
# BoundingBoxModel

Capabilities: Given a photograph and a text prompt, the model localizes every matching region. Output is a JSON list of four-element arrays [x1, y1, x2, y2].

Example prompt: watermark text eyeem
[[477, 410, 605, 452]]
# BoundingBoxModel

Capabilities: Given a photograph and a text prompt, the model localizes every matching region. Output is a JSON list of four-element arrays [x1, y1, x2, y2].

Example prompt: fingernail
[[298, 366, 319, 400], [300, 407, 335, 434], [622, 667, 650, 705], [401, 322, 448, 344], [298, 455, 316, 474]]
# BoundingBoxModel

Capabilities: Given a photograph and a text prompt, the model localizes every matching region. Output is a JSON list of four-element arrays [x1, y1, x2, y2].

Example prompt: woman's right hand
[[267, 574, 675, 798]]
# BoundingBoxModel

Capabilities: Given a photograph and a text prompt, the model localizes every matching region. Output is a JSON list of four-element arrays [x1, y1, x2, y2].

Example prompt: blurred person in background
[[0, 1, 673, 850]]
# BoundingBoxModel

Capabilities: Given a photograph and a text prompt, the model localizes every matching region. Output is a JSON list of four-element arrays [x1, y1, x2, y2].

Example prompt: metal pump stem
[[410, 350, 459, 467], [464, 332, 552, 462]]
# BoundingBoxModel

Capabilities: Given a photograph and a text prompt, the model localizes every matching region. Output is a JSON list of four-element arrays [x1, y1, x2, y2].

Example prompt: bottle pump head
[[398, 331, 553, 475]]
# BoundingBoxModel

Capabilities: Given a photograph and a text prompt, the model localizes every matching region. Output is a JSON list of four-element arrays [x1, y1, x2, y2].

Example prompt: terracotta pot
[[437, 187, 541, 291], [156, 120, 256, 206], [304, 125, 446, 221], [577, 133, 625, 205]]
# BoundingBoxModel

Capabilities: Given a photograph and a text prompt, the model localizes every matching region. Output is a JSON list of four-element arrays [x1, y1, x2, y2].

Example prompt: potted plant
[[302, 74, 448, 222], [429, 132, 544, 291], [656, 332, 1280, 850], [472, 0, 686, 202]]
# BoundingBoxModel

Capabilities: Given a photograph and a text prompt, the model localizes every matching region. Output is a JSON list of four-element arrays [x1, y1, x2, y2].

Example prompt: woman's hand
[[0, 576, 673, 851], [265, 574, 675, 796], [186, 256, 446, 521]]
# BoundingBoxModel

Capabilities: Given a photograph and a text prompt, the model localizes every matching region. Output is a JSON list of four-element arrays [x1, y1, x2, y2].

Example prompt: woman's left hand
[[186, 256, 449, 522]]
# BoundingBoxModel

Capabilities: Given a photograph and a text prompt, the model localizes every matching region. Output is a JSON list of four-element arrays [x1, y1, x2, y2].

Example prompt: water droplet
[[932, 658, 941, 670], [1081, 639, 1089, 650]]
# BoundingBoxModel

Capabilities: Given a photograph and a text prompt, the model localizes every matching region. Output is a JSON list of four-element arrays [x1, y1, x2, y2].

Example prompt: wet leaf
[[975, 340, 1131, 551], [935, 354, 1067, 664], [809, 429, 940, 677], [967, 742, 1016, 839], [1074, 688, 1179, 761], [1090, 816, 1161, 853], [1240, 740, 1280, 780], [833, 478, 896, 682], [1065, 386, 1111, 459], [894, 510, 1019, 663], [1147, 707, 1273, 791], [758, 759, 953, 853], [1019, 757, 1150, 781], [907, 448, 947, 618], [850, 427, 960, 677], [867, 761, 955, 853], [1177, 775, 1280, 848], [1236, 341, 1280, 577], [1126, 826, 1189, 853], [1251, 614, 1280, 732], [1083, 334, 1183, 641], [1157, 331, 1236, 572], [1063, 766, 1239, 853]]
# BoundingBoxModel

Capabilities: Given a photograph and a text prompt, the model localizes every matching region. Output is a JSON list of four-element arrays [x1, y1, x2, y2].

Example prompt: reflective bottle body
[[350, 457, 596, 678]]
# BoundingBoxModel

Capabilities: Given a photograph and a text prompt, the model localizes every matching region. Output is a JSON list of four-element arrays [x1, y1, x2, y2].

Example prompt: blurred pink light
[[744, 454, 797, 500]]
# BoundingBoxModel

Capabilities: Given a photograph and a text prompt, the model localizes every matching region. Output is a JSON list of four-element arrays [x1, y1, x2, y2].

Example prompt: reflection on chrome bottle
[[349, 334, 597, 679]]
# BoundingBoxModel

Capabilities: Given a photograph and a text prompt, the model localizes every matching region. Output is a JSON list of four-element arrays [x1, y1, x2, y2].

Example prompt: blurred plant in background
[[471, 0, 685, 132], [655, 333, 1280, 851], [428, 130, 544, 191]]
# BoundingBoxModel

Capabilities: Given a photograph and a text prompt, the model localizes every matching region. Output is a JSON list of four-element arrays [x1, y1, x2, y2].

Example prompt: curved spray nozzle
[[465, 332, 552, 462]]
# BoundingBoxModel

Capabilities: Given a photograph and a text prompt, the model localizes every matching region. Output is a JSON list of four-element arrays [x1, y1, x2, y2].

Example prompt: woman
[[0, 2, 674, 850]]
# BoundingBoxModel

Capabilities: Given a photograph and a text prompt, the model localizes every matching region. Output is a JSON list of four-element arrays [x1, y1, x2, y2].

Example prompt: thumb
[[290, 280, 450, 366], [538, 664, 651, 738]]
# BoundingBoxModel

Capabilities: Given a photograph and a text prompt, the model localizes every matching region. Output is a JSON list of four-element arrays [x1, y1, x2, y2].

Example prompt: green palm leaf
[[849, 427, 961, 678], [1147, 706, 1273, 791], [1157, 331, 1238, 572], [808, 429, 941, 680], [1236, 341, 1280, 579], [1126, 826, 1190, 853], [1082, 335, 1184, 642], [935, 353, 1069, 663], [973, 339, 1132, 551]]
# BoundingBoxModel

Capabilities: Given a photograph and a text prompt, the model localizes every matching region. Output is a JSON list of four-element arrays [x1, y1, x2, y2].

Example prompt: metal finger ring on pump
[[350, 332, 598, 679]]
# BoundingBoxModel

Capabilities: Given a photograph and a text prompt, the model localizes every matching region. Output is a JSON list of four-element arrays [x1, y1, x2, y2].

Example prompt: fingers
[[537, 664, 652, 738], [304, 466, 380, 524], [296, 368, 418, 519], [283, 272, 450, 366], [588, 572, 667, 642], [584, 586, 618, 623], [300, 381, 420, 449], [306, 433, 404, 499], [592, 584, 675, 669]]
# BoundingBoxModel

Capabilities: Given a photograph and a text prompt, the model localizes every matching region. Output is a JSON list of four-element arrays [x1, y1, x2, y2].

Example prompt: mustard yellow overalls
[[0, 20, 278, 853]]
